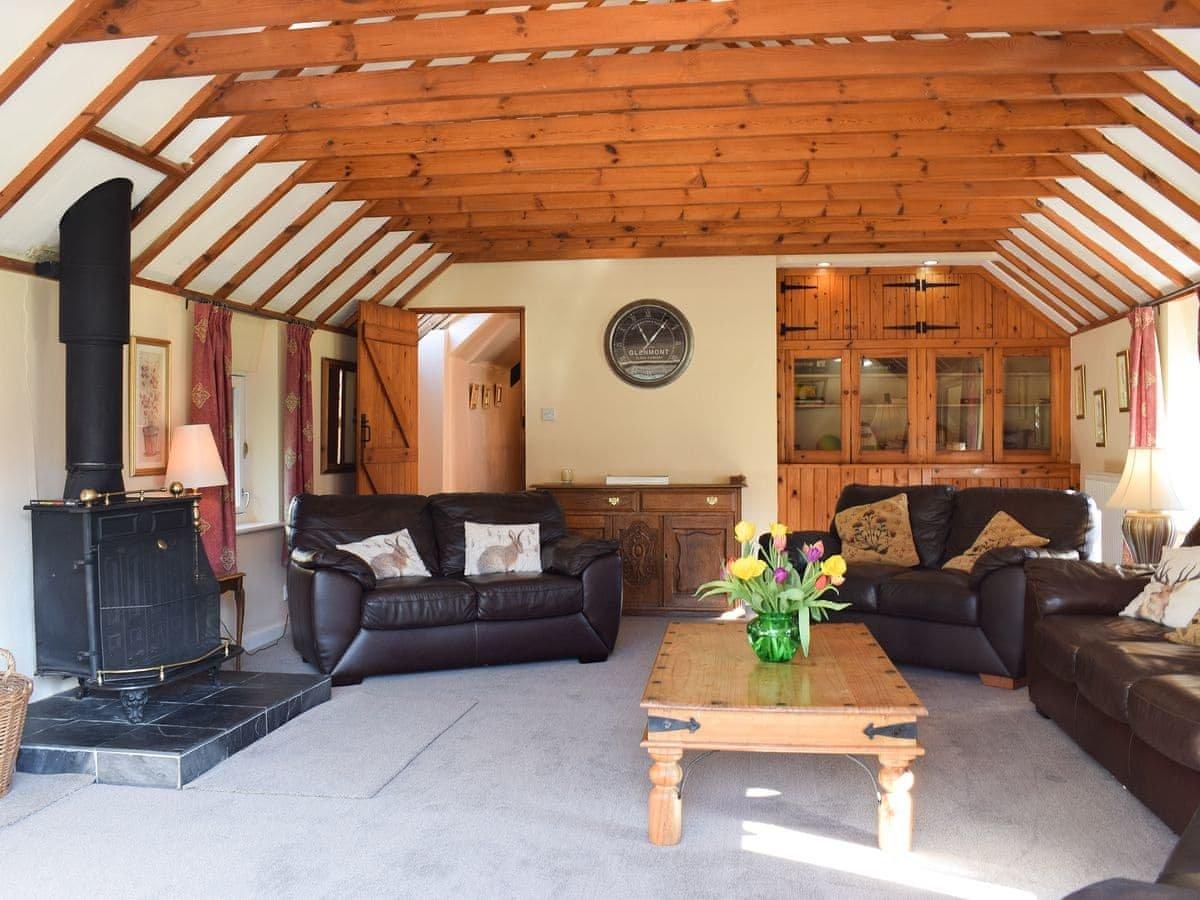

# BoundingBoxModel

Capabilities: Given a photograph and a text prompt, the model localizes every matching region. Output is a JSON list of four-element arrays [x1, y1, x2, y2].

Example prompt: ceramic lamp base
[[1122, 510, 1176, 568]]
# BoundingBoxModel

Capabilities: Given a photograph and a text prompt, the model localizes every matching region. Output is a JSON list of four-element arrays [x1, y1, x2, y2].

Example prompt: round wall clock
[[604, 299, 694, 388]]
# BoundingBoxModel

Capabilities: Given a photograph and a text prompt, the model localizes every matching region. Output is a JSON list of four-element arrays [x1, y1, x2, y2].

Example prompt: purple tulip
[[774, 567, 788, 585], [804, 541, 824, 563]]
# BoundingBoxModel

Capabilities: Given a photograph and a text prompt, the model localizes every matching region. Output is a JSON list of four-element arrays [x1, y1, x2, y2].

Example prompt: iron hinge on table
[[863, 721, 918, 740], [648, 715, 701, 734]]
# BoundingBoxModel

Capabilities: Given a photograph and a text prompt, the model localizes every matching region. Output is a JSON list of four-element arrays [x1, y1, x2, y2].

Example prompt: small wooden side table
[[217, 572, 247, 671]]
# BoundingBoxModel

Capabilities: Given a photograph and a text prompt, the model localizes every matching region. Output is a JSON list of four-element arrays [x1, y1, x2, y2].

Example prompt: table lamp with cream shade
[[164, 424, 228, 496], [1106, 447, 1184, 568]]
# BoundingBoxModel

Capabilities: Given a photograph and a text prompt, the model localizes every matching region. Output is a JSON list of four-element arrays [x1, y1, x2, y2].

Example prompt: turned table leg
[[877, 755, 917, 853], [647, 746, 683, 846]]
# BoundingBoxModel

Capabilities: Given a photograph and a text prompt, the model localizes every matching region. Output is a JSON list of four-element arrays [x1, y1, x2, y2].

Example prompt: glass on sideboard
[[792, 356, 842, 454]]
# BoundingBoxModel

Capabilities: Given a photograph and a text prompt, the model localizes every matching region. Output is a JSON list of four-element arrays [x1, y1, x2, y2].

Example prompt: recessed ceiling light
[[923, 259, 939, 266], [817, 261, 831, 268]]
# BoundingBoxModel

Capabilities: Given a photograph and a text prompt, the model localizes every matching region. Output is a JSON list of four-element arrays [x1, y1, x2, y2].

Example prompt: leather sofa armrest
[[1025, 558, 1150, 619], [542, 536, 620, 577], [969, 547, 1079, 589], [291, 547, 376, 591]]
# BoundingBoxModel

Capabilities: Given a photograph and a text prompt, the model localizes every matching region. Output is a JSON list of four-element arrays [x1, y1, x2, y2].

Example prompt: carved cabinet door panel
[[564, 514, 608, 541], [610, 514, 663, 609], [664, 514, 731, 610]]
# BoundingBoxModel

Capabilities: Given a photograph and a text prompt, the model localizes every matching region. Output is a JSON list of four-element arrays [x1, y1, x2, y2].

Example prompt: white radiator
[[1083, 472, 1124, 564]]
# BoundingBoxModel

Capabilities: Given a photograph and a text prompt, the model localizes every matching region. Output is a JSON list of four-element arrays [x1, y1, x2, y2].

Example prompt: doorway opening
[[416, 309, 525, 494]]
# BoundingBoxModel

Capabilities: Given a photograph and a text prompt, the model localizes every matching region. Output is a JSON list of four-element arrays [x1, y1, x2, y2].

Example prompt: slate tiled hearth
[[17, 671, 331, 789]]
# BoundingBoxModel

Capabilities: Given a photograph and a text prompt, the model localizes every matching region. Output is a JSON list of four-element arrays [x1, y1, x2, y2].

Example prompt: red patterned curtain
[[190, 303, 237, 574], [1128, 306, 1160, 449], [283, 322, 314, 509]]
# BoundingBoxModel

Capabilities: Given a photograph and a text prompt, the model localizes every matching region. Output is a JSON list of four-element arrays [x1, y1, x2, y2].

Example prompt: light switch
[[541, 407, 556, 422]]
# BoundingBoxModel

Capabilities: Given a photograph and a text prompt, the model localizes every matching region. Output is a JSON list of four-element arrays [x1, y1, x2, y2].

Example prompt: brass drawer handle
[[706, 496, 719, 506], [608, 497, 621, 506]]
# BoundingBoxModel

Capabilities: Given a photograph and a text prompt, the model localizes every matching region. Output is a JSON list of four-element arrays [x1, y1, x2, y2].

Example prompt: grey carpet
[[0, 773, 92, 828], [0, 617, 1177, 899]]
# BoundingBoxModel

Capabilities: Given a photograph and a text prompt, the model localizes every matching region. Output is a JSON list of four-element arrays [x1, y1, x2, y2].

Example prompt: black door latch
[[863, 721, 918, 740]]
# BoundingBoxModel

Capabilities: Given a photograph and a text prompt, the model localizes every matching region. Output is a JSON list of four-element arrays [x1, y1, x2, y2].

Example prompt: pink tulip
[[774, 567, 788, 585], [832, 576, 845, 587], [773, 533, 788, 552], [814, 574, 829, 591]]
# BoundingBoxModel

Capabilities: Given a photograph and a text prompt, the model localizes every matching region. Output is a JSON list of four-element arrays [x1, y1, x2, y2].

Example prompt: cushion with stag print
[[337, 529, 431, 580], [1122, 547, 1200, 630], [942, 510, 1049, 574], [833, 493, 920, 567]]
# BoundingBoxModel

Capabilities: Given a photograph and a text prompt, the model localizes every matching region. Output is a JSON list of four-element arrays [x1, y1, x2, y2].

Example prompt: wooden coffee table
[[640, 620, 928, 852]]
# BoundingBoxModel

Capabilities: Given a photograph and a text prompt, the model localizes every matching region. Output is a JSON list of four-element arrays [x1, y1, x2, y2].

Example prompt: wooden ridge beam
[[395, 255, 453, 309], [0, 35, 178, 219], [215, 183, 350, 300], [313, 233, 420, 326], [338, 156, 1072, 199], [413, 215, 1027, 243], [387, 198, 1038, 230], [208, 34, 1164, 115], [173, 160, 318, 288], [132, 135, 282, 273], [438, 230, 1012, 253], [298, 131, 1095, 181], [449, 240, 998, 262], [374, 180, 1056, 215], [145, 4, 1200, 78], [228, 73, 1137, 136]]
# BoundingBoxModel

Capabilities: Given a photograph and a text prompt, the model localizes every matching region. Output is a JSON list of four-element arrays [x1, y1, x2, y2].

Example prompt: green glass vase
[[747, 612, 801, 663]]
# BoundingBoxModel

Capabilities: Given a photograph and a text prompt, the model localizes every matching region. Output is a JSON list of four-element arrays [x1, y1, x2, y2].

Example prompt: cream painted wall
[[411, 256, 779, 526], [1070, 318, 1131, 477], [0, 269, 354, 698]]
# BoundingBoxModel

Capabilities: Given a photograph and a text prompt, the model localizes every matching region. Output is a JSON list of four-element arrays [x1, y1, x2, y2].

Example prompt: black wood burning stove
[[26, 179, 240, 722]]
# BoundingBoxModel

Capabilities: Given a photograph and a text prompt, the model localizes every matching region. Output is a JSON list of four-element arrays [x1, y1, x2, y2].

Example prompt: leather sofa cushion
[[833, 484, 954, 569], [466, 573, 583, 620], [1128, 675, 1200, 772], [361, 577, 478, 630], [836, 562, 910, 613], [288, 493, 440, 576], [1034, 615, 1167, 683], [876, 569, 978, 626], [430, 492, 568, 575], [944, 487, 1095, 562], [1076, 640, 1200, 723]]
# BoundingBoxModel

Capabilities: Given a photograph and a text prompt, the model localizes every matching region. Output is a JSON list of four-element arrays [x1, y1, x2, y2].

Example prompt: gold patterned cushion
[[1168, 613, 1200, 646], [942, 511, 1049, 573], [834, 494, 920, 567]]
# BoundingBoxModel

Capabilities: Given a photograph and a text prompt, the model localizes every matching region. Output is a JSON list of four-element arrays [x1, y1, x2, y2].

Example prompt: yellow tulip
[[728, 556, 768, 581], [733, 520, 756, 543], [768, 522, 789, 538], [821, 555, 848, 579]]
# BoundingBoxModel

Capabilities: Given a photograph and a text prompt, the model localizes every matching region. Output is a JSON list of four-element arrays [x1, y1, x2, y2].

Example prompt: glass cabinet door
[[855, 353, 913, 460], [930, 351, 989, 460], [997, 349, 1054, 458], [787, 353, 844, 460]]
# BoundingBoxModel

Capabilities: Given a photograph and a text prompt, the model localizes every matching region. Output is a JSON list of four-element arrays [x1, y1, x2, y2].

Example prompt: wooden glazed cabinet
[[777, 267, 1077, 530], [534, 483, 743, 614]]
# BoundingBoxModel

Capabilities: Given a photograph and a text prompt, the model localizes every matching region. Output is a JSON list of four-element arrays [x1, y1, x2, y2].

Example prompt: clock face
[[604, 300, 693, 388]]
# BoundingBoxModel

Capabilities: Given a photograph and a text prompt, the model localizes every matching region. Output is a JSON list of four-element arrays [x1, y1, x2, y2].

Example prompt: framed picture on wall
[[494, 384, 503, 407], [469, 383, 481, 409], [482, 384, 493, 409], [129, 336, 170, 476], [1073, 365, 1086, 420], [1093, 389, 1108, 447], [1116, 350, 1131, 413]]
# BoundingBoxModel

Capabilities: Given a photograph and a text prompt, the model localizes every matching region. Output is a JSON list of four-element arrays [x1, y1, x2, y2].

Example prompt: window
[[231, 374, 251, 515]]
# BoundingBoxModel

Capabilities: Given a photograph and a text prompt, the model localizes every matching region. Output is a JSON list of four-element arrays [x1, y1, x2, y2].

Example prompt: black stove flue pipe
[[55, 178, 133, 499]]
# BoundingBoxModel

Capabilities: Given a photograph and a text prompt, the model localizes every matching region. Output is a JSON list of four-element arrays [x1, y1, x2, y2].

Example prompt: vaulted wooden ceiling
[[0, 1, 1197, 332]]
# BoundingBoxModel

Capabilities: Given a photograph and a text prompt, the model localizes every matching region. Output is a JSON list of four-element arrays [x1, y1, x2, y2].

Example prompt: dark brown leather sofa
[[285, 491, 622, 685], [1069, 804, 1200, 897], [1026, 520, 1200, 833], [783, 484, 1095, 685]]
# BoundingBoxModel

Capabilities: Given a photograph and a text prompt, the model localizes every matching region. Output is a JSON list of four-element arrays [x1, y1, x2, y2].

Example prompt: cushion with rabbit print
[[337, 529, 431, 580], [1121, 547, 1200, 629], [464, 522, 541, 576]]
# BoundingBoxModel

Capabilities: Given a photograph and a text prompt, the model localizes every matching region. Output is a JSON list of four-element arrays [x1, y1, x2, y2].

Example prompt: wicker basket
[[0, 648, 33, 798]]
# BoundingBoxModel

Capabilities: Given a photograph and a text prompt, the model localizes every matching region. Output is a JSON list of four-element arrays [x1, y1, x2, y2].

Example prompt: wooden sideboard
[[534, 482, 744, 614]]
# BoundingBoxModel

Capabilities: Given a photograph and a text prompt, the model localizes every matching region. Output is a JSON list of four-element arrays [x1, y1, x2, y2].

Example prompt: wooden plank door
[[356, 302, 419, 494]]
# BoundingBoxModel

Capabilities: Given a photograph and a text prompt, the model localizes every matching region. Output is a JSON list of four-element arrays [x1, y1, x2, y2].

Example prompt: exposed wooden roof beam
[[1019, 220, 1144, 307], [313, 232, 420, 326], [367, 245, 439, 306], [285, 220, 395, 317], [84, 127, 188, 178], [1126, 29, 1200, 83], [1079, 129, 1200, 223], [448, 239, 999, 262], [993, 243, 1097, 322], [1124, 72, 1199, 135], [146, 4, 1200, 78], [1104, 98, 1200, 174], [208, 34, 1164, 115], [1035, 200, 1169, 296], [395, 255, 454, 309], [253, 204, 372, 308], [0, 0, 109, 105], [1006, 228, 1135, 309]]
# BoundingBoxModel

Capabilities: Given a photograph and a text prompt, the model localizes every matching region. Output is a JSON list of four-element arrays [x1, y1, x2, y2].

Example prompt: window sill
[[236, 520, 284, 536]]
